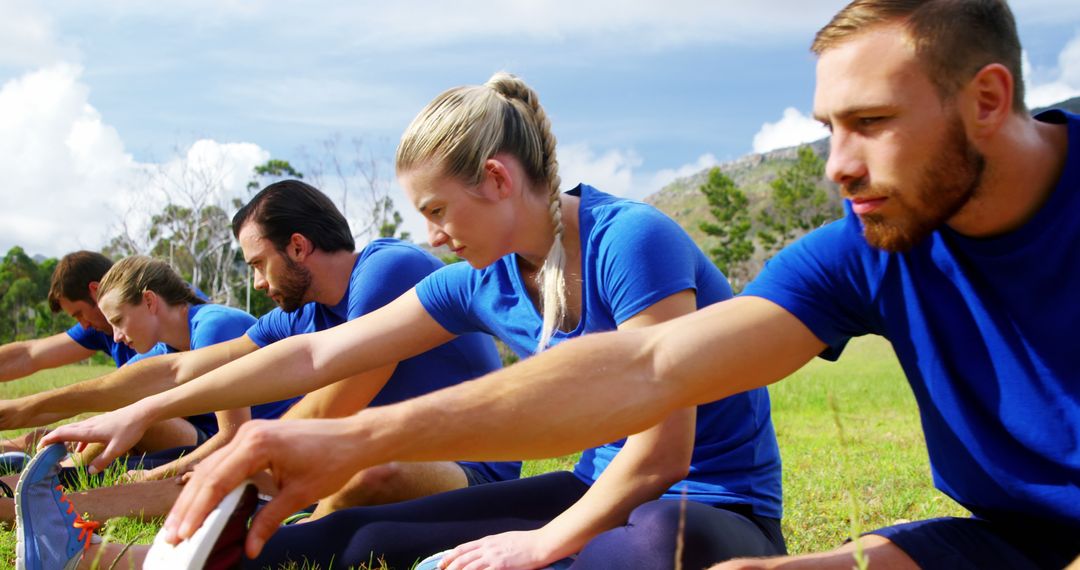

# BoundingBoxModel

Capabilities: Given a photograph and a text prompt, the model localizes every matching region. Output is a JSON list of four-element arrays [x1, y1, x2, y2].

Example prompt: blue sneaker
[[415, 550, 575, 570], [15, 444, 101, 570]]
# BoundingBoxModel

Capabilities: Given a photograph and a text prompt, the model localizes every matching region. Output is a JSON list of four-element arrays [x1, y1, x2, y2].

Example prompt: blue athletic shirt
[[179, 303, 299, 436], [65, 324, 171, 367], [743, 110, 1080, 529], [416, 184, 783, 518], [64, 281, 211, 367], [246, 239, 516, 483]]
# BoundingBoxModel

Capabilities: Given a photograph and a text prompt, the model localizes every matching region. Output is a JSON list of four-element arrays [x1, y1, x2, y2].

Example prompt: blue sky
[[3, 0, 1079, 258]]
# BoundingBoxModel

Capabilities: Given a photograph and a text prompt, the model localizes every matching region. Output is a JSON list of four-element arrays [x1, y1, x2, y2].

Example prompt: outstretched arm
[[167, 296, 826, 556], [130, 407, 254, 482], [0, 336, 258, 430], [0, 333, 96, 382], [279, 362, 398, 420], [43, 290, 453, 471], [440, 290, 699, 569]]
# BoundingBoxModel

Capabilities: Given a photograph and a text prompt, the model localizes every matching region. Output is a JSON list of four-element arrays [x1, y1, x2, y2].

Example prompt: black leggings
[[248, 471, 786, 570]]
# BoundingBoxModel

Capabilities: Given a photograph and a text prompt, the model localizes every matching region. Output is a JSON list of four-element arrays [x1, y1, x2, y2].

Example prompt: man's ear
[[287, 233, 314, 261], [88, 281, 100, 302], [963, 63, 1014, 140]]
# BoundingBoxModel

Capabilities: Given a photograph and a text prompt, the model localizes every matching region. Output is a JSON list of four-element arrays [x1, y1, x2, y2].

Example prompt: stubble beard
[[273, 255, 314, 312], [849, 115, 985, 253]]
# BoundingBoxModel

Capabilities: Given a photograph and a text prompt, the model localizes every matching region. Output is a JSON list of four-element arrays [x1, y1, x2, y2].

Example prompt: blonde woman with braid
[[31, 73, 784, 570]]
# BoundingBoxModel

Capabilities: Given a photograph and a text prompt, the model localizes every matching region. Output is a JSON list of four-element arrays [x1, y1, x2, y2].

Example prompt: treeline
[[698, 145, 841, 292], [0, 247, 73, 344], [0, 143, 412, 340], [100, 141, 412, 318]]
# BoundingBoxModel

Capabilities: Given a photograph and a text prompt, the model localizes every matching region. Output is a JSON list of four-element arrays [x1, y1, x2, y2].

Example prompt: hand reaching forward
[[164, 417, 371, 559], [39, 404, 155, 474]]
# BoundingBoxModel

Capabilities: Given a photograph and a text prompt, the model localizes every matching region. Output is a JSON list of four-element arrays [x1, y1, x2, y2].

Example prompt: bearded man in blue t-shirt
[[161, 1, 1078, 569]]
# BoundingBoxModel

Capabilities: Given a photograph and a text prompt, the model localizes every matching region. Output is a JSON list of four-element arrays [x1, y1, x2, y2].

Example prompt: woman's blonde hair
[[396, 72, 566, 352], [98, 255, 205, 308]]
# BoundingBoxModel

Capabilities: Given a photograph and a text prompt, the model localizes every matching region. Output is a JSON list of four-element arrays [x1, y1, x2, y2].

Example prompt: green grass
[[0, 338, 969, 567], [770, 335, 968, 554]]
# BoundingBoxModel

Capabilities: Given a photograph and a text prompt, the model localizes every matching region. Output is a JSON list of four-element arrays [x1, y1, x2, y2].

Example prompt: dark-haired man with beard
[[2, 180, 514, 523]]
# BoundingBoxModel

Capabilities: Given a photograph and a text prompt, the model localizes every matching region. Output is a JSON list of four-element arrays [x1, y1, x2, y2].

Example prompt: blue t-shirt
[[743, 110, 1080, 529], [417, 184, 783, 517], [65, 324, 170, 367], [246, 239, 514, 482]]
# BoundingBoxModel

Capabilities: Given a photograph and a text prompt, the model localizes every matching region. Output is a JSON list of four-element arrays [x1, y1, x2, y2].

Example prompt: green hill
[[646, 97, 1080, 250]]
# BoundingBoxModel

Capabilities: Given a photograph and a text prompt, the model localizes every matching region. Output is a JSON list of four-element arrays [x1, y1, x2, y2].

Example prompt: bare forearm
[[280, 364, 396, 420], [344, 297, 822, 467], [347, 327, 670, 466], [26, 336, 256, 421], [0, 342, 36, 381], [540, 409, 696, 557], [24, 354, 185, 417], [138, 334, 387, 425]]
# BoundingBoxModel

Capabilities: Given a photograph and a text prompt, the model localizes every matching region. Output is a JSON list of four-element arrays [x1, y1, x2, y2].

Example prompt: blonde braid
[[485, 73, 566, 352]]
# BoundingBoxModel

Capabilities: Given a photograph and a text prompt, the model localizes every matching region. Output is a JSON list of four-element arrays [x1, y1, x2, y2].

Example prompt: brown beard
[[846, 115, 985, 252], [272, 254, 313, 312]]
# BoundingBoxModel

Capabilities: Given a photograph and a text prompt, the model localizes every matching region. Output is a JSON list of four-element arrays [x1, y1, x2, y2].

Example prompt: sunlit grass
[[0, 338, 969, 567]]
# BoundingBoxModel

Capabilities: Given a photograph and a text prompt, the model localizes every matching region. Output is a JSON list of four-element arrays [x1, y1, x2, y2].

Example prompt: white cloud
[[556, 144, 721, 202], [0, 64, 268, 258], [557, 143, 642, 198], [648, 154, 720, 195], [752, 107, 829, 154], [0, 0, 77, 67], [1025, 32, 1080, 109]]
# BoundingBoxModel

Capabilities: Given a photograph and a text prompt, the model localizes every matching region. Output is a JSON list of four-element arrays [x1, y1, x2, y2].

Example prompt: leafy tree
[[302, 135, 411, 243], [247, 159, 303, 193], [698, 168, 755, 292], [0, 248, 73, 343], [756, 145, 839, 257]]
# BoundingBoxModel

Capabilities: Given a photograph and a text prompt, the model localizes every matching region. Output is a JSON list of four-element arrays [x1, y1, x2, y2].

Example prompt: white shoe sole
[[143, 480, 255, 570]]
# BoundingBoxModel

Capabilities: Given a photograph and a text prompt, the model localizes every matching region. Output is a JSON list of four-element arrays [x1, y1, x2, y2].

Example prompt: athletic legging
[[248, 471, 786, 570]]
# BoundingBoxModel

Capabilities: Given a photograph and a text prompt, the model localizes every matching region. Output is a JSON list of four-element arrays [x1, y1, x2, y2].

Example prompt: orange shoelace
[[55, 485, 102, 550]]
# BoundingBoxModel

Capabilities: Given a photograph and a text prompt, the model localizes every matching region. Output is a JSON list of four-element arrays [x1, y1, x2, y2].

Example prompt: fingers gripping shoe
[[144, 480, 259, 570], [15, 444, 101, 570]]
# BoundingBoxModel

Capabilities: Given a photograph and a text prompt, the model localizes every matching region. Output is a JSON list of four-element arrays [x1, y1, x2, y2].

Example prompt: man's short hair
[[232, 180, 355, 253], [812, 0, 1026, 113], [47, 251, 113, 312]]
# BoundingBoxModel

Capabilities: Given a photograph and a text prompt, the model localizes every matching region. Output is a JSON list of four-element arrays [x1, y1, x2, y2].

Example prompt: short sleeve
[[594, 206, 710, 324], [246, 307, 299, 348], [414, 262, 480, 336], [65, 324, 107, 352], [742, 217, 879, 357], [347, 244, 443, 320], [189, 307, 256, 350]]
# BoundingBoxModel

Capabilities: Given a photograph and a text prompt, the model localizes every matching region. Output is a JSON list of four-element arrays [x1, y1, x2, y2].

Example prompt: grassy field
[[0, 336, 969, 568]]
